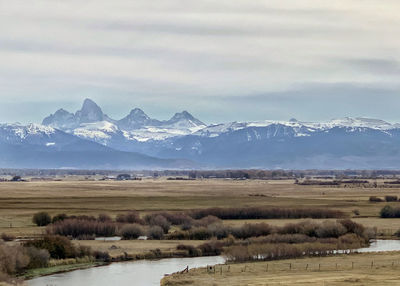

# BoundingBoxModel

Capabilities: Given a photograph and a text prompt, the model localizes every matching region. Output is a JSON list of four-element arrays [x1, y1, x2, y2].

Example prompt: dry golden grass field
[[2, 178, 400, 285], [162, 252, 400, 286], [1, 178, 400, 235]]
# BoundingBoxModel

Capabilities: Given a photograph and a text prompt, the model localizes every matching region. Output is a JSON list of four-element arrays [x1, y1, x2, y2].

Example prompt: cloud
[[0, 0, 399, 123]]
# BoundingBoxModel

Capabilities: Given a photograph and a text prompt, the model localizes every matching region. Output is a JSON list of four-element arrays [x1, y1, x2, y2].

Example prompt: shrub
[[1, 233, 15, 242], [32, 212, 51, 226], [166, 230, 190, 240], [369, 196, 383, 202], [116, 211, 143, 224], [181, 221, 193, 230], [25, 235, 78, 259], [146, 215, 171, 233], [250, 234, 316, 244], [176, 244, 202, 257], [93, 251, 111, 262], [98, 213, 112, 222], [379, 205, 400, 218], [315, 221, 347, 238], [147, 212, 193, 226], [194, 216, 221, 227], [198, 241, 224, 256], [337, 233, 364, 248], [188, 207, 345, 220], [48, 219, 117, 238], [119, 224, 144, 240], [225, 242, 340, 262], [207, 223, 230, 239], [385, 195, 398, 202], [52, 213, 68, 223], [25, 246, 50, 269], [147, 226, 164, 240], [0, 242, 29, 275], [338, 219, 365, 237], [190, 227, 212, 240], [231, 223, 273, 239]]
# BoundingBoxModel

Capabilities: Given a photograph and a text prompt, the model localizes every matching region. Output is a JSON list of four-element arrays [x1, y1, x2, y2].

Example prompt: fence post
[[352, 262, 354, 269], [371, 261, 373, 269], [336, 263, 338, 270], [289, 263, 292, 270], [319, 264, 321, 271], [306, 264, 308, 270]]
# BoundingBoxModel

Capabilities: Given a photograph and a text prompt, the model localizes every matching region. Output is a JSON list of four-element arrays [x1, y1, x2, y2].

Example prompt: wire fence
[[204, 259, 400, 275]]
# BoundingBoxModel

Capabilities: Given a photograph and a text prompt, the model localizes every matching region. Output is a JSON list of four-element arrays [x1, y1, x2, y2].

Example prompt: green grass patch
[[23, 262, 107, 280]]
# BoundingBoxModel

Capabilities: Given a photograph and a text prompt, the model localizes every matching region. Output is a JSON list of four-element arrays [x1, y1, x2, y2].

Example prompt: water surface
[[28, 256, 225, 286], [357, 239, 400, 253], [28, 240, 400, 286]]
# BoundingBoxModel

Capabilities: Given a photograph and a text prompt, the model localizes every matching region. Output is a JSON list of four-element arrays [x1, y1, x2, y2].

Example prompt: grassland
[[162, 252, 400, 286], [2, 178, 400, 284], [1, 179, 400, 235]]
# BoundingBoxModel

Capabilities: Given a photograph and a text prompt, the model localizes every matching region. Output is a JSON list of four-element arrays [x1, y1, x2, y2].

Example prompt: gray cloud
[[0, 0, 399, 123]]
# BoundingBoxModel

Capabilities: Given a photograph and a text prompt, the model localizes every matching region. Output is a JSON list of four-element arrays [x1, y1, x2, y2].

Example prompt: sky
[[0, 0, 400, 124]]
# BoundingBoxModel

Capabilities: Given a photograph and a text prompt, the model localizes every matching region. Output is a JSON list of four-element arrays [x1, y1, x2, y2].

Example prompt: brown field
[[1, 179, 400, 234], [73, 239, 206, 258], [162, 252, 400, 286], [2, 178, 400, 285]]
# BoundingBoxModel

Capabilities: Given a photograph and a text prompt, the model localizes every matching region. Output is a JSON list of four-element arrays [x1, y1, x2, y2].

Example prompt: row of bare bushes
[[225, 242, 341, 262], [167, 219, 375, 242], [187, 207, 345, 220], [45, 210, 221, 239], [225, 219, 375, 262]]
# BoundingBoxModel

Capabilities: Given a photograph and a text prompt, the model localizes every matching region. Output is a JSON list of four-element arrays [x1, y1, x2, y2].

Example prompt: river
[[28, 256, 225, 286], [28, 239, 400, 286]]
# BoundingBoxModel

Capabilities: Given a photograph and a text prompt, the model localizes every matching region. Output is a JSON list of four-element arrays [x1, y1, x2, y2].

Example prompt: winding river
[[28, 256, 225, 286], [28, 240, 400, 286]]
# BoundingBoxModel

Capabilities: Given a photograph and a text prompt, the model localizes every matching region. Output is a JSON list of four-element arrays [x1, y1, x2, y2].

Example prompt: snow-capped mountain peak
[[42, 108, 75, 129], [117, 108, 158, 130], [168, 111, 204, 126], [75, 98, 106, 124], [325, 117, 393, 130]]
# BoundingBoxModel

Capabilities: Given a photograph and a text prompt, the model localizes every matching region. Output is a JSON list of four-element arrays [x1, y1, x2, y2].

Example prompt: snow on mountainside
[[73, 121, 121, 145], [42, 99, 206, 142], [0, 123, 56, 143], [196, 117, 397, 138], [38, 98, 400, 169]]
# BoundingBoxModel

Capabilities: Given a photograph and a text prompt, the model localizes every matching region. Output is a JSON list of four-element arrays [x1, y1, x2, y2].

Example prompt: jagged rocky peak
[[168, 111, 205, 126], [117, 108, 160, 129], [128, 108, 150, 120], [42, 108, 76, 129], [75, 98, 106, 124]]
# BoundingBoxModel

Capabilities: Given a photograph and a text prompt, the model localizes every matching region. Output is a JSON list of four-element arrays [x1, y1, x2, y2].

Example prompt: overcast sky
[[1, 0, 400, 124]]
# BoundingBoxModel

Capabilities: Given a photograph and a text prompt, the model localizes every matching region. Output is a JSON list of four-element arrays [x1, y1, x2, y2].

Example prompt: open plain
[[2, 178, 400, 285]]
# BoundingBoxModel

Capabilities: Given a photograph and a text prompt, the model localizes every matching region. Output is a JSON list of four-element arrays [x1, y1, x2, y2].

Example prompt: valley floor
[[162, 252, 400, 286]]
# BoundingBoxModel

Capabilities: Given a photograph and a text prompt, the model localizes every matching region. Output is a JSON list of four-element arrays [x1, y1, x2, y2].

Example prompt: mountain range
[[1, 98, 400, 169]]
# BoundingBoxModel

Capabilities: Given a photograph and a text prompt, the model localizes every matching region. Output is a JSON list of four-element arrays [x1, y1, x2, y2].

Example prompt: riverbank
[[28, 256, 225, 286], [23, 261, 108, 280], [161, 251, 400, 286], [22, 241, 215, 282]]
